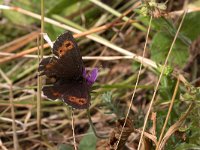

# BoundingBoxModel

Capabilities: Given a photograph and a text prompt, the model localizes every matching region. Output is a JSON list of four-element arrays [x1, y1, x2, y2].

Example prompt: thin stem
[[156, 75, 180, 150], [10, 85, 20, 150], [87, 108, 108, 139], [71, 109, 77, 150], [37, 0, 44, 135], [137, 11, 187, 150], [0, 69, 20, 149], [115, 15, 153, 150]]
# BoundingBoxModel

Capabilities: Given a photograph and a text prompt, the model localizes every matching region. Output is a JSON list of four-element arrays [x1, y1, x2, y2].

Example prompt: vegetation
[[0, 0, 200, 149]]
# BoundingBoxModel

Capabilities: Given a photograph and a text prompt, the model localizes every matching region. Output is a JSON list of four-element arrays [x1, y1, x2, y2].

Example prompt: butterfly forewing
[[53, 32, 84, 79], [39, 32, 84, 79]]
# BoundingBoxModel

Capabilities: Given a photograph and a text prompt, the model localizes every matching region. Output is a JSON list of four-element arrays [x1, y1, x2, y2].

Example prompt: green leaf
[[79, 127, 97, 150], [150, 27, 189, 66], [46, 0, 77, 15], [3, 10, 35, 25], [159, 75, 176, 100], [150, 12, 200, 67], [151, 31, 189, 67], [181, 12, 200, 41]]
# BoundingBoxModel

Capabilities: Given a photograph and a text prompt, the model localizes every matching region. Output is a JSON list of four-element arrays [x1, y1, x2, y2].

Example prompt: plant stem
[[37, 0, 44, 135], [87, 108, 108, 139]]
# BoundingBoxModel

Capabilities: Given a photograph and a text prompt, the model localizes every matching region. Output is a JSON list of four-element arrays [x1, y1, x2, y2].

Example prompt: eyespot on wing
[[57, 40, 74, 57]]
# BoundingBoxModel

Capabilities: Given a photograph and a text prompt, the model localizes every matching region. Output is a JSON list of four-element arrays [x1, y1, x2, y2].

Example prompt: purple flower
[[83, 68, 98, 86]]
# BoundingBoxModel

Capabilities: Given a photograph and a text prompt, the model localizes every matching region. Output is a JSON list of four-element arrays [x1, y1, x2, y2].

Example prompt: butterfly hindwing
[[61, 79, 90, 109], [42, 78, 90, 109]]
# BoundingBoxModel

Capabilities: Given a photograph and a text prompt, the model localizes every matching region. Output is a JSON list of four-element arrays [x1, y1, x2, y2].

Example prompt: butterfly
[[38, 31, 98, 109]]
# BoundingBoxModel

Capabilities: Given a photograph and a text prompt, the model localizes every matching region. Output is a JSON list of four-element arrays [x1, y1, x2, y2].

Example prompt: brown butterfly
[[38, 32, 98, 109]]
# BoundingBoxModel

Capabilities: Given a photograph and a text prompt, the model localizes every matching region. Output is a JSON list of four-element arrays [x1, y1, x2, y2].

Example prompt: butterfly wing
[[43, 79, 90, 109], [38, 31, 84, 79], [38, 57, 63, 77], [62, 79, 90, 109]]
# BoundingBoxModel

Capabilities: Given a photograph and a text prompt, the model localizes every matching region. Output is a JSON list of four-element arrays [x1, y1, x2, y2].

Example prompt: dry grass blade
[[0, 43, 49, 64], [0, 52, 135, 60], [116, 15, 153, 150], [0, 139, 8, 150], [169, 7, 200, 17], [135, 129, 157, 146], [3, 5, 135, 55], [0, 69, 20, 150], [150, 112, 157, 137], [89, 0, 145, 31], [0, 31, 40, 53], [156, 76, 180, 149], [37, 0, 44, 135], [92, 2, 139, 68], [158, 102, 194, 149], [0, 4, 157, 69], [0, 19, 134, 63], [137, 10, 187, 150]]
